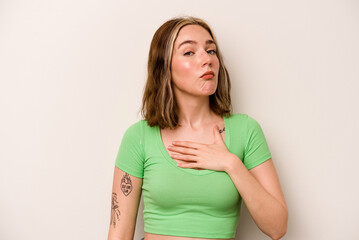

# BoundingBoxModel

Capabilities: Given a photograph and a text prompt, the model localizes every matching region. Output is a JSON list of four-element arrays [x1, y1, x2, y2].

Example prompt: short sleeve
[[115, 121, 145, 178], [243, 116, 272, 170]]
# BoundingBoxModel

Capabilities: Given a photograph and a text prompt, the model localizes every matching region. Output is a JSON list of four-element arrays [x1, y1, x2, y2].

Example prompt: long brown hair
[[141, 16, 232, 129]]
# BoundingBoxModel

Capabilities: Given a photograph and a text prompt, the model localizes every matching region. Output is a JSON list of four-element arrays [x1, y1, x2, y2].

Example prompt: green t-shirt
[[115, 113, 272, 238]]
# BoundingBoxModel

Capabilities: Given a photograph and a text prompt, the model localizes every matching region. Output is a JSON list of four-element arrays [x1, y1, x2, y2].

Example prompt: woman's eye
[[184, 51, 194, 56], [207, 49, 217, 55]]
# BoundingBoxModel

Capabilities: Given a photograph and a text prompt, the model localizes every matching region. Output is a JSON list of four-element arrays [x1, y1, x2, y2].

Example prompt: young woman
[[108, 16, 288, 240]]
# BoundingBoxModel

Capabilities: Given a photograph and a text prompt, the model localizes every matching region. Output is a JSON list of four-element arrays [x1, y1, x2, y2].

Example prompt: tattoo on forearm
[[121, 173, 133, 196], [111, 192, 121, 227]]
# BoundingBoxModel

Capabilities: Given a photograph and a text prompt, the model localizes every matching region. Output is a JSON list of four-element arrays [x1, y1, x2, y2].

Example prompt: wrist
[[224, 153, 243, 174]]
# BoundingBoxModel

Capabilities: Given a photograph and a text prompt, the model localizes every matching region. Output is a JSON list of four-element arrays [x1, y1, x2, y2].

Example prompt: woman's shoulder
[[123, 119, 157, 137], [227, 112, 251, 121], [125, 119, 150, 128], [227, 113, 263, 129]]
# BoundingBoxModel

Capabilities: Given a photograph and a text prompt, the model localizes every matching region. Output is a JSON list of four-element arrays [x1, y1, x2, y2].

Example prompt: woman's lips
[[200, 71, 215, 79]]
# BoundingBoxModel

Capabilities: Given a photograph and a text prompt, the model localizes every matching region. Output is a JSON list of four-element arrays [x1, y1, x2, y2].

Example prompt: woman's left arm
[[226, 156, 288, 240]]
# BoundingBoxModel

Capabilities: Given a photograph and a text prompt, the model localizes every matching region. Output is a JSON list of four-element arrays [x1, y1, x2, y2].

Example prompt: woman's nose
[[199, 50, 212, 67]]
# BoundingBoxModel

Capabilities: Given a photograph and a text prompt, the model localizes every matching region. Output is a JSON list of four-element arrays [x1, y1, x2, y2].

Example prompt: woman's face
[[171, 24, 220, 98]]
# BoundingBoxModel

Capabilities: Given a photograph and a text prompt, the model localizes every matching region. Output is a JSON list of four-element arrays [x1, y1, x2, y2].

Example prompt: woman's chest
[[160, 127, 226, 156], [141, 149, 240, 212]]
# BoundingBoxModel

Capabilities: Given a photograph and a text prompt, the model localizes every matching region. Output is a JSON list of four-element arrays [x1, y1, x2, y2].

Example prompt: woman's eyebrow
[[177, 39, 215, 49]]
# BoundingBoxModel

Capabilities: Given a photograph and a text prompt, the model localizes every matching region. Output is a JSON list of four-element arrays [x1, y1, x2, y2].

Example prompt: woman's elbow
[[270, 216, 288, 239], [270, 228, 287, 240], [269, 210, 288, 240]]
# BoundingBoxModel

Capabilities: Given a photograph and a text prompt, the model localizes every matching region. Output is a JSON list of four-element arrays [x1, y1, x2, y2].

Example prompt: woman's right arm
[[107, 166, 143, 240]]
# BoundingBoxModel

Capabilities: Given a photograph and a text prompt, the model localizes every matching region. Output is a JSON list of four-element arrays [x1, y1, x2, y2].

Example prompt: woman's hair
[[141, 16, 232, 129]]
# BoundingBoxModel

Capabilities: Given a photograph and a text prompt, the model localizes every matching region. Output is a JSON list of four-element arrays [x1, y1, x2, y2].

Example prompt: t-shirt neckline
[[156, 114, 231, 176]]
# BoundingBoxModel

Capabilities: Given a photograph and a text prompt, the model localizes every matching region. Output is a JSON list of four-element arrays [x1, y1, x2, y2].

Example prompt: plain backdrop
[[1, 0, 358, 239]]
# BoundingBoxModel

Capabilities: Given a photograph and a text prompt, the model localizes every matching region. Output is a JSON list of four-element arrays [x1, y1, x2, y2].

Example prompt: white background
[[1, 0, 358, 239]]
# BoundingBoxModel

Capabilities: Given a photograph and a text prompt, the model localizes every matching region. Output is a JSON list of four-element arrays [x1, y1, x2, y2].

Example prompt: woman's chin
[[200, 82, 217, 95], [201, 87, 217, 96]]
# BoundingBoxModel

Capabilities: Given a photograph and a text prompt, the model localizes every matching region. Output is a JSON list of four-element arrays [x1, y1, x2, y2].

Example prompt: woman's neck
[[176, 95, 215, 130]]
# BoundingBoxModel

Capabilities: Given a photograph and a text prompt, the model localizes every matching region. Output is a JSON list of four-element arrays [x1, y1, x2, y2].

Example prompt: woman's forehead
[[174, 25, 214, 47]]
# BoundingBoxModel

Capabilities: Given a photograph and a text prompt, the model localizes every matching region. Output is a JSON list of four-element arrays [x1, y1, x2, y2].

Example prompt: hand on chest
[[160, 125, 226, 154]]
